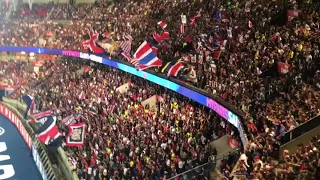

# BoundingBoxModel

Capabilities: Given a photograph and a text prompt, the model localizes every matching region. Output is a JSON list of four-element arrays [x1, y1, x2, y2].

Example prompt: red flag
[[81, 31, 104, 54], [157, 21, 167, 29], [153, 32, 162, 43], [248, 21, 253, 28], [151, 46, 158, 55], [159, 31, 169, 40], [189, 11, 201, 26], [121, 52, 138, 66], [277, 62, 291, 74], [212, 51, 221, 59]]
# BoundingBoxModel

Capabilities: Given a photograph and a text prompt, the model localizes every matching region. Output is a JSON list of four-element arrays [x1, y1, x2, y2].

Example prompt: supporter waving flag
[[161, 59, 185, 77], [121, 52, 139, 66], [157, 21, 167, 29], [22, 94, 36, 118], [36, 115, 62, 150], [66, 122, 86, 147], [153, 32, 162, 43], [119, 34, 133, 55], [134, 41, 162, 70], [159, 31, 170, 40], [62, 114, 80, 126], [81, 30, 105, 54], [27, 110, 53, 124], [190, 11, 201, 26]]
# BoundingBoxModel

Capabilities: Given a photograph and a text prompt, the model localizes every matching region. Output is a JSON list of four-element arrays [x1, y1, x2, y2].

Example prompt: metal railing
[[280, 115, 320, 145], [167, 162, 213, 180], [167, 150, 240, 180]]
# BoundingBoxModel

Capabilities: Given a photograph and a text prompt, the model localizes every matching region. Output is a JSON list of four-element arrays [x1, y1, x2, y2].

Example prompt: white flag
[[28, 0, 33, 10], [181, 15, 187, 24]]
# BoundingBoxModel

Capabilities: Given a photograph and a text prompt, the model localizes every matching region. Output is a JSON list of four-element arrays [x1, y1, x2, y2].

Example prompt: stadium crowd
[[0, 0, 319, 179], [31, 58, 233, 179]]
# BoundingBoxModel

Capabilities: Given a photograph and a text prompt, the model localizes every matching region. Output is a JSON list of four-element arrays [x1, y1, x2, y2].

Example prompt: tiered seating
[[0, 0, 318, 179]]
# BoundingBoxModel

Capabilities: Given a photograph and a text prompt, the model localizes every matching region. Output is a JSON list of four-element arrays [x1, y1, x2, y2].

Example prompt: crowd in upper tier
[[0, 0, 319, 179]]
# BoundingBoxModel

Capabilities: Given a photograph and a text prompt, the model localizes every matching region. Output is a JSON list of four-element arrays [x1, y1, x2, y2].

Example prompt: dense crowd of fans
[[27, 58, 235, 179], [0, 0, 319, 179], [234, 134, 320, 179]]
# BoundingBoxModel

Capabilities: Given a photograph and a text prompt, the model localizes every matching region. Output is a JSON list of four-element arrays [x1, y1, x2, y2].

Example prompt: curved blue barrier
[[0, 46, 247, 148], [0, 114, 42, 180]]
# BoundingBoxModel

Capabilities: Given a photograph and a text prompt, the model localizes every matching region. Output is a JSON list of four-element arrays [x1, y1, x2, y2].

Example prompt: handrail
[[280, 114, 320, 145]]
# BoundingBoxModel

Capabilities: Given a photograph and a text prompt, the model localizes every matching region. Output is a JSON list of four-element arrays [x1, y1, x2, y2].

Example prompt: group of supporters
[[23, 58, 234, 179], [0, 0, 319, 179]]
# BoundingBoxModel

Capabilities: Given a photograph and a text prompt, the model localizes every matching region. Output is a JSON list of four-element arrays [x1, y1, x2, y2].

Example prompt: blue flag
[[216, 10, 221, 20], [22, 95, 36, 118], [36, 115, 62, 150]]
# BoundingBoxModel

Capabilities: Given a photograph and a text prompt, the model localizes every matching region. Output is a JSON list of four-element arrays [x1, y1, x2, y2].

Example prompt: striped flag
[[180, 24, 185, 34], [134, 41, 162, 70], [161, 59, 184, 77], [22, 94, 36, 118], [119, 34, 133, 55], [109, 105, 115, 114], [121, 52, 139, 66]]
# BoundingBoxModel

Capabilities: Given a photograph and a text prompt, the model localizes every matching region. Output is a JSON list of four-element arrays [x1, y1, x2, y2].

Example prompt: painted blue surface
[[0, 114, 42, 180]]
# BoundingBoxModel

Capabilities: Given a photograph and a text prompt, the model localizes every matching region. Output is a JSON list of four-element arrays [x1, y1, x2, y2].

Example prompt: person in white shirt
[[239, 152, 249, 168]]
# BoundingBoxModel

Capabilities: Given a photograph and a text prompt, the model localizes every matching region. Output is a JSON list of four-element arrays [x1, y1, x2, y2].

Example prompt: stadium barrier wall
[[0, 46, 248, 148], [280, 115, 320, 145], [0, 102, 58, 180], [1, 97, 78, 180], [279, 115, 320, 160]]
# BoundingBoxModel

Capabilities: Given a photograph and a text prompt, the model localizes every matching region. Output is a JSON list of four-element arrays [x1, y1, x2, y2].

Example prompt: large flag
[[161, 59, 184, 77], [28, 110, 53, 124], [36, 115, 62, 149], [81, 31, 105, 54], [134, 41, 162, 70], [66, 122, 86, 147], [119, 34, 133, 55], [22, 94, 36, 118]]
